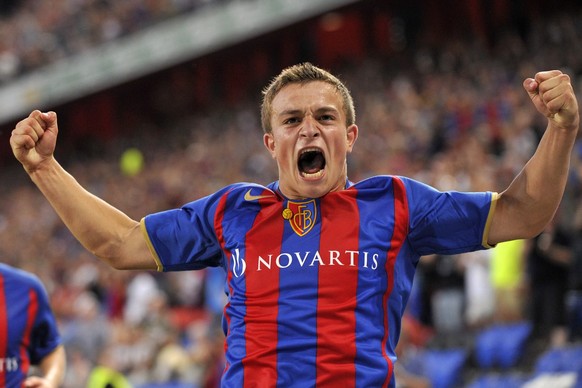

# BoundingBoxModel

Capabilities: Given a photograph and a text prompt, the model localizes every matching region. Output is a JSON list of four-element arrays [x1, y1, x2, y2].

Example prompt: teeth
[[300, 170, 324, 178], [300, 147, 321, 155]]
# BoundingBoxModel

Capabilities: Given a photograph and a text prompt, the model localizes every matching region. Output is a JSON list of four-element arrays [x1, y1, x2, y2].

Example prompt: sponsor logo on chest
[[231, 248, 380, 278]]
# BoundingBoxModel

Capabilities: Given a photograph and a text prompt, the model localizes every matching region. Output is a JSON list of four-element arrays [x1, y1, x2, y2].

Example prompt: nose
[[300, 115, 320, 138]]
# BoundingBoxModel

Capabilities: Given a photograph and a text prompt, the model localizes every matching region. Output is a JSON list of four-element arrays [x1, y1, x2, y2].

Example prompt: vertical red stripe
[[316, 190, 359, 385], [20, 289, 38, 376], [242, 197, 283, 387], [382, 177, 409, 387], [0, 276, 6, 387]]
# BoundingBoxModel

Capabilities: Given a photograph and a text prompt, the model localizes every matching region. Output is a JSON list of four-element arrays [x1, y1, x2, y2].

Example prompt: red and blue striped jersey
[[0, 264, 62, 387], [143, 175, 495, 387]]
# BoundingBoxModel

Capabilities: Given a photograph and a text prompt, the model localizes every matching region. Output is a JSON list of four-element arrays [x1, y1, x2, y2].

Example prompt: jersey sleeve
[[28, 275, 62, 365], [402, 177, 497, 256], [142, 186, 233, 272]]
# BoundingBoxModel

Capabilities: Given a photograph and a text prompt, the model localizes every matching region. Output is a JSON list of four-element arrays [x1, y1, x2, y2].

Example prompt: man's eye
[[320, 115, 334, 121], [284, 117, 299, 125]]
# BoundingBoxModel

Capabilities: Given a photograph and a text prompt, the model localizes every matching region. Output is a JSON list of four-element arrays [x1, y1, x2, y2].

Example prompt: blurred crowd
[[0, 0, 243, 83], [0, 1, 582, 387]]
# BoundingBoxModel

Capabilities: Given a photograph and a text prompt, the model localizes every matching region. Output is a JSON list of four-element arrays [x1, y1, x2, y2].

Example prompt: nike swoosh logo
[[244, 189, 272, 201]]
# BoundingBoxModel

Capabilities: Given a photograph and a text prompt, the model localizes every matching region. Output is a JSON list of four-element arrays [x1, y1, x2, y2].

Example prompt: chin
[[297, 181, 332, 199]]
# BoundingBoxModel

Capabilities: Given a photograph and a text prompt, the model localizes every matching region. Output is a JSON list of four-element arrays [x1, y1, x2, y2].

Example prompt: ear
[[263, 132, 277, 159], [346, 124, 358, 153]]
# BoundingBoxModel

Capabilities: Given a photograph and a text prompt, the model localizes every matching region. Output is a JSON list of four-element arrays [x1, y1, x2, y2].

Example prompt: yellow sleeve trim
[[482, 192, 499, 249], [140, 218, 164, 272]]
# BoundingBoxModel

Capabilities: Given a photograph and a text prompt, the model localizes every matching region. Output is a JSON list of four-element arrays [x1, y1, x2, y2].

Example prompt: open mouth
[[298, 148, 326, 178]]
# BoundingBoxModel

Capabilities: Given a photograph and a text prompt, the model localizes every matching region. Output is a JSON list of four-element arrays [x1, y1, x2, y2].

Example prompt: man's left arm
[[488, 70, 579, 245]]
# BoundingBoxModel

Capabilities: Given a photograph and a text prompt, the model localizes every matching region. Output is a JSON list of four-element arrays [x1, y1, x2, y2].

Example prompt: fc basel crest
[[282, 199, 317, 237]]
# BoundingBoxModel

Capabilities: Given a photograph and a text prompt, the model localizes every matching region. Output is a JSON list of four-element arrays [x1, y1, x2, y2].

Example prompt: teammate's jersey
[[143, 175, 496, 387], [0, 264, 62, 387]]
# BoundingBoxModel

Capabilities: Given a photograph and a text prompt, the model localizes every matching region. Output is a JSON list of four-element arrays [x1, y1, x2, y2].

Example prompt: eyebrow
[[277, 106, 340, 118], [277, 109, 303, 118]]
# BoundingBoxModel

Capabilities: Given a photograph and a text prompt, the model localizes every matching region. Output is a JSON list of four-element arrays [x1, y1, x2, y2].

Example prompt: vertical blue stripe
[[220, 191, 261, 387], [353, 182, 396, 387], [276, 199, 320, 387]]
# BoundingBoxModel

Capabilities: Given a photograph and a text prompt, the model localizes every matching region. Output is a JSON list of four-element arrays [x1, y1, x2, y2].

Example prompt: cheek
[[272, 136, 293, 161], [332, 138, 349, 155], [277, 148, 293, 164]]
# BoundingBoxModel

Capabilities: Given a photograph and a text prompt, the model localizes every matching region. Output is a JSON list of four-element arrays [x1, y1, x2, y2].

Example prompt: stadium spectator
[[490, 239, 527, 323], [0, 0, 225, 83], [526, 213, 573, 348]]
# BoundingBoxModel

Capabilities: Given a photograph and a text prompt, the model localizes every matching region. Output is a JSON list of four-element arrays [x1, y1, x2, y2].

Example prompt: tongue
[[300, 153, 325, 174]]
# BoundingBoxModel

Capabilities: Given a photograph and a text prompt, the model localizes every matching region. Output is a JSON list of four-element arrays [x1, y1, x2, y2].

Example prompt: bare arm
[[23, 345, 66, 388], [10, 111, 156, 270], [488, 71, 580, 244]]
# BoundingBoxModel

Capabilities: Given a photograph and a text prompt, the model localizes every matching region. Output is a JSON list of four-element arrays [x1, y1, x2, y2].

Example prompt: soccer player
[[0, 263, 66, 388], [9, 63, 579, 387]]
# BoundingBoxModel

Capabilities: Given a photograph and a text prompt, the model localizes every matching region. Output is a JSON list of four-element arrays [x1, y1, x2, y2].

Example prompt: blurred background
[[0, 0, 581, 387]]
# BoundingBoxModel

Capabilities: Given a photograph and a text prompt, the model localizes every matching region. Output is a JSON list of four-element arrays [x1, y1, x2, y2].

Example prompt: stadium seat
[[421, 348, 468, 388], [475, 322, 532, 369], [533, 345, 582, 375]]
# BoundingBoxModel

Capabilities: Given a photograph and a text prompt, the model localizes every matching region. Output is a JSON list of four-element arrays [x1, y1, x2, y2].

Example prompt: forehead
[[271, 81, 343, 114]]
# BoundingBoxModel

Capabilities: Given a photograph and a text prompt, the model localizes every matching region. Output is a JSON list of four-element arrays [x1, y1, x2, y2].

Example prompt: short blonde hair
[[261, 62, 356, 133]]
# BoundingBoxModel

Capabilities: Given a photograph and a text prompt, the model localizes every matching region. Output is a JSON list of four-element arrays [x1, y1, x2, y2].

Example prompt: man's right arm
[[24, 345, 66, 388], [10, 110, 156, 270]]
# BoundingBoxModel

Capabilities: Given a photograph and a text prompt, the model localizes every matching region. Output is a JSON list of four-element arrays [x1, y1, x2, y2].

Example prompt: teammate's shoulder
[[0, 263, 42, 286]]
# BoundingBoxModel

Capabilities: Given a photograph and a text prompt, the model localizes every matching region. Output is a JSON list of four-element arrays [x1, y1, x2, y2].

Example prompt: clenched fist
[[10, 110, 59, 174]]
